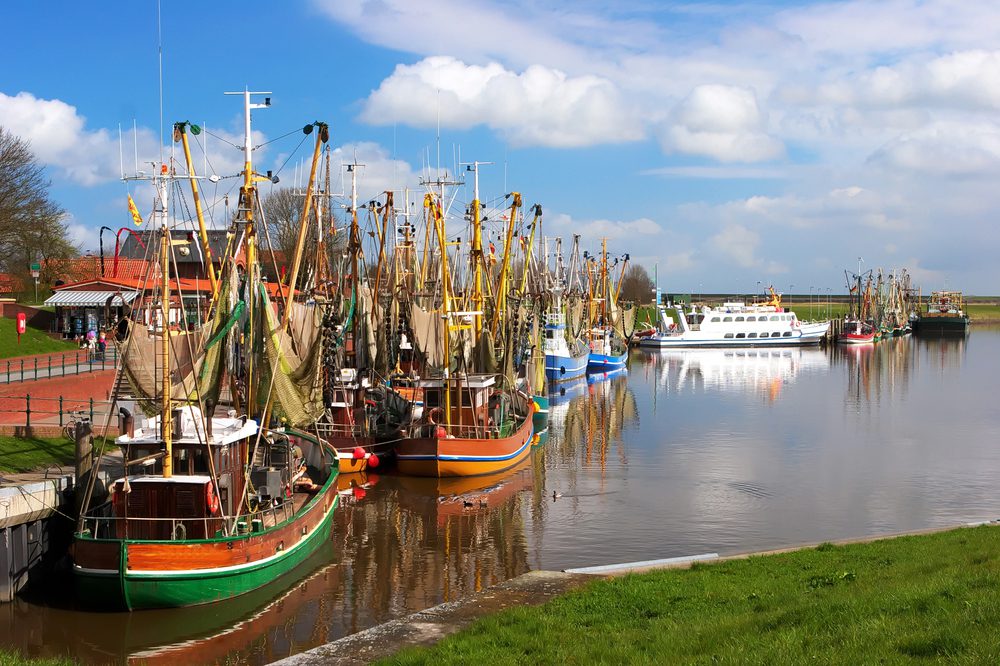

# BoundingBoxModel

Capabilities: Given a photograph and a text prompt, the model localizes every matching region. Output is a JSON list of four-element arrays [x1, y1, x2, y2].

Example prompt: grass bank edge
[[382, 524, 1000, 664], [0, 434, 117, 474]]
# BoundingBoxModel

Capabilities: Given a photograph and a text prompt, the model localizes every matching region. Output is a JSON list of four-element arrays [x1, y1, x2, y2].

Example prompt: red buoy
[[352, 446, 366, 459], [368, 454, 380, 468]]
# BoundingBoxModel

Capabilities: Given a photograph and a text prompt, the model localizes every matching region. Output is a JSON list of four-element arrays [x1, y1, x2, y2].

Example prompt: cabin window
[[710, 317, 721, 322], [770, 315, 779, 321], [783, 331, 792, 337], [545, 330, 554, 339], [748, 332, 757, 338], [736, 333, 746, 338], [724, 333, 735, 338], [746, 316, 756, 322], [424, 390, 441, 408], [759, 332, 769, 338], [735, 316, 745, 322], [457, 389, 476, 408], [723, 316, 733, 322]]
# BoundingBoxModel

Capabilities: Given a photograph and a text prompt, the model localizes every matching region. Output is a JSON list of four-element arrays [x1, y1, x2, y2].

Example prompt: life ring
[[206, 481, 220, 515]]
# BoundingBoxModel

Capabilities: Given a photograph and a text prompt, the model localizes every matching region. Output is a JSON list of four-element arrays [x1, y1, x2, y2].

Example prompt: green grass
[[0, 434, 116, 473], [383, 526, 1000, 664], [0, 650, 75, 666], [0, 318, 77, 359]]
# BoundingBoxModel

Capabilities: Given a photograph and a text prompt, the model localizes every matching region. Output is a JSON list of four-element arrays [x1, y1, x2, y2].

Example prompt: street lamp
[[788, 284, 794, 307], [809, 286, 814, 318]]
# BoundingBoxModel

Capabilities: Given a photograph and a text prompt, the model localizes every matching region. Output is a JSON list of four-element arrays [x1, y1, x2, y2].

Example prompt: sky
[[2, 0, 999, 295]]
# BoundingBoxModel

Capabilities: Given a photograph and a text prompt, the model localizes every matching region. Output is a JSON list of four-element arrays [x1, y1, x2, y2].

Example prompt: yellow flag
[[127, 194, 143, 227]]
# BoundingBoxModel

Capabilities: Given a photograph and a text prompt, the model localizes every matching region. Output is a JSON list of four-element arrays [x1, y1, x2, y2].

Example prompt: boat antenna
[[157, 0, 164, 166]]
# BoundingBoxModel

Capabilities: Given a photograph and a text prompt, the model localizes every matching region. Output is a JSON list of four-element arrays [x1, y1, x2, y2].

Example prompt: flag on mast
[[127, 194, 143, 227]]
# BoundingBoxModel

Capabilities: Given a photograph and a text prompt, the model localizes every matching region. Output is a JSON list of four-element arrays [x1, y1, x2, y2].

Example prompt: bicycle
[[64, 408, 92, 442]]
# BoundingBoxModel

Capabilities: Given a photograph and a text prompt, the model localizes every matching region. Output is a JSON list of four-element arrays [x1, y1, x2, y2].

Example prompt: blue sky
[[3, 0, 999, 294]]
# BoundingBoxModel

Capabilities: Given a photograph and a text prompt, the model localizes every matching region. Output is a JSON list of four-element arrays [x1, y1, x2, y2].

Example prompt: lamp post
[[788, 284, 794, 307]]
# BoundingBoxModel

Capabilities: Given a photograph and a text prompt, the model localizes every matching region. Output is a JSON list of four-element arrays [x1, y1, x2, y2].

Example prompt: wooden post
[[74, 419, 94, 518]]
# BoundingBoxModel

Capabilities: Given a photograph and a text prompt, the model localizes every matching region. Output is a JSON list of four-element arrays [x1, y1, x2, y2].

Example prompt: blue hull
[[587, 349, 628, 371], [545, 352, 589, 383]]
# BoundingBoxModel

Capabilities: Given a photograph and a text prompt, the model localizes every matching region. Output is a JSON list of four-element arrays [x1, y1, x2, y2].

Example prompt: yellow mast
[[372, 191, 393, 311], [281, 122, 327, 330], [426, 194, 453, 427], [490, 192, 521, 335], [159, 223, 172, 478], [516, 204, 542, 298], [174, 122, 218, 296], [467, 161, 490, 338]]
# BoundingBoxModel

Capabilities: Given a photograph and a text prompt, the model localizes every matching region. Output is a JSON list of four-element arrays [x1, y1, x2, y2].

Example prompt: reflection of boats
[[915, 291, 970, 335], [647, 347, 829, 400], [548, 374, 588, 406], [395, 456, 534, 525], [587, 366, 627, 385], [640, 289, 828, 348]]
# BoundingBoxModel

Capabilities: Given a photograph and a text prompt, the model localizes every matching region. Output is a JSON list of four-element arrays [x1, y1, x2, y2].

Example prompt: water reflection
[[636, 347, 830, 403]]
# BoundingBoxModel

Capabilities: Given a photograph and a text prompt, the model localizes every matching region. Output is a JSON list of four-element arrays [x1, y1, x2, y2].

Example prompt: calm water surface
[[3, 328, 999, 664]]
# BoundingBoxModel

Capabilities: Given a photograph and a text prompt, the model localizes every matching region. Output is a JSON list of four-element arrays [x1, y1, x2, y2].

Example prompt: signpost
[[30, 262, 40, 303]]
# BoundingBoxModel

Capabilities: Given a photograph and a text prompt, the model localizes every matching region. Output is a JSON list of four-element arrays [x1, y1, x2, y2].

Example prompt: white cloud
[[547, 212, 662, 241], [660, 85, 783, 162], [0, 91, 143, 185], [867, 120, 1000, 175], [362, 57, 643, 148], [708, 224, 761, 269]]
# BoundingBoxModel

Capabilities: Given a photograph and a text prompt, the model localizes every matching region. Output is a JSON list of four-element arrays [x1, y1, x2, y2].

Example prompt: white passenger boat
[[638, 296, 830, 349]]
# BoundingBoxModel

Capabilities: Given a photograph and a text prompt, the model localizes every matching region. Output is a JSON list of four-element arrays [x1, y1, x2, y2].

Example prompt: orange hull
[[395, 413, 535, 477]]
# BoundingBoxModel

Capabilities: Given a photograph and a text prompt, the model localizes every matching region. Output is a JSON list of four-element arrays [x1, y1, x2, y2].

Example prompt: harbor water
[[2, 327, 999, 664]]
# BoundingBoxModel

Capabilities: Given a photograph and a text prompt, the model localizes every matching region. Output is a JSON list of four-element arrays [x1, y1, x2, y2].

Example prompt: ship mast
[[224, 88, 271, 410]]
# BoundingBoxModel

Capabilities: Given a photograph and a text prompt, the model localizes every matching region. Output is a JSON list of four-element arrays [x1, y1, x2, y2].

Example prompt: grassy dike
[[383, 525, 1000, 664]]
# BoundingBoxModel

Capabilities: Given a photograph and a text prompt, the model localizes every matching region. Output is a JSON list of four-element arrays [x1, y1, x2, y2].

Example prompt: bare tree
[[260, 186, 345, 284], [618, 263, 656, 304], [0, 127, 77, 298]]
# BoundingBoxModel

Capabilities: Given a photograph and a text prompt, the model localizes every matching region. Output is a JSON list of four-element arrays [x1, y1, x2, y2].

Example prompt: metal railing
[[1, 347, 120, 384], [0, 395, 116, 431], [79, 498, 296, 540]]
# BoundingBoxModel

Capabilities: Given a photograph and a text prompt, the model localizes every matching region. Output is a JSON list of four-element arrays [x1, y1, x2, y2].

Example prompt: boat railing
[[79, 499, 297, 540]]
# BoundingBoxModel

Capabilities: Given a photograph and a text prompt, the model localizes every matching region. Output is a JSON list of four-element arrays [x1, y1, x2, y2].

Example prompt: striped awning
[[44, 290, 140, 307]]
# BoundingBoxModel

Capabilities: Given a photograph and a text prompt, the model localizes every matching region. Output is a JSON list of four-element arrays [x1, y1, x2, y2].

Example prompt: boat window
[[724, 333, 735, 338], [723, 316, 733, 322], [759, 332, 769, 338], [424, 390, 440, 408], [710, 317, 721, 322], [735, 316, 745, 322], [783, 331, 792, 337], [545, 330, 554, 339], [736, 333, 746, 338], [746, 316, 756, 322], [747, 332, 757, 338], [770, 315, 779, 321]]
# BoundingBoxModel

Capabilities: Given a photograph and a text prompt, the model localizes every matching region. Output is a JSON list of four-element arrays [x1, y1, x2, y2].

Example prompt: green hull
[[532, 394, 550, 434], [915, 316, 969, 335], [74, 493, 338, 609]]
